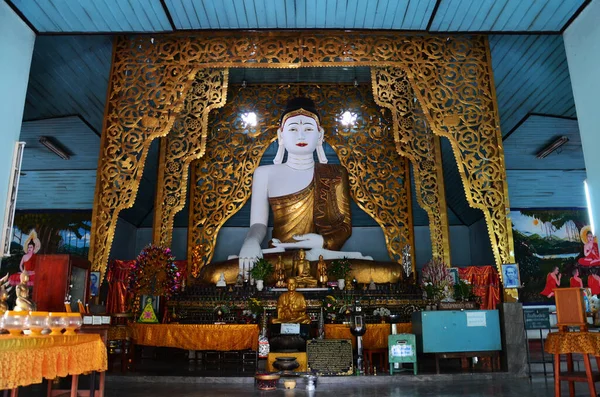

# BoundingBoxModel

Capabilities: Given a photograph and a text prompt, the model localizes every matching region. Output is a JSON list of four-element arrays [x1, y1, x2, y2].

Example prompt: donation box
[[411, 310, 502, 353]]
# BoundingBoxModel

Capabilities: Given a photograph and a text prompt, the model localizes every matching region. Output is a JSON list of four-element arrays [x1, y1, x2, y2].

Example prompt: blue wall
[[0, 2, 35, 254]]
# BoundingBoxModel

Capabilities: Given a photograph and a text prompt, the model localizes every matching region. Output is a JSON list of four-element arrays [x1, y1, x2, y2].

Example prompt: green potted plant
[[250, 258, 274, 291], [328, 258, 352, 290]]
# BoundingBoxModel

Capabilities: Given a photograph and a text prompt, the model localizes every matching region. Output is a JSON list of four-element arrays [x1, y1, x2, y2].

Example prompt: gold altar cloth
[[108, 325, 132, 341], [325, 323, 412, 349], [545, 332, 600, 355], [0, 333, 107, 390], [131, 323, 259, 351]]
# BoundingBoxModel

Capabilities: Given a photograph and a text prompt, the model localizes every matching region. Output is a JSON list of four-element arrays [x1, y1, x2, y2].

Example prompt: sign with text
[[307, 339, 353, 375], [280, 323, 300, 334], [466, 311, 487, 327], [524, 308, 551, 329]]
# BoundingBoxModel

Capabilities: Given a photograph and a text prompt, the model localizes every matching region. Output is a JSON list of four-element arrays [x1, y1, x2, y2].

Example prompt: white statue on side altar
[[236, 97, 372, 274], [216, 272, 226, 287]]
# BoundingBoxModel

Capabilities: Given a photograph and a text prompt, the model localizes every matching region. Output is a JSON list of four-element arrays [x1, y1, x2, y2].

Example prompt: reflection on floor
[[18, 375, 594, 397]]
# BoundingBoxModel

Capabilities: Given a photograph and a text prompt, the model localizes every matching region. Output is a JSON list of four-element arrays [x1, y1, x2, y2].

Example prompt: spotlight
[[241, 112, 257, 127], [340, 111, 357, 126], [536, 136, 569, 159], [39, 136, 70, 160]]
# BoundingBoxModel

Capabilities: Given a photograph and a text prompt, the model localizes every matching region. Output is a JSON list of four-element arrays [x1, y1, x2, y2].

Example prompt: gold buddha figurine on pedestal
[[275, 255, 287, 288], [293, 249, 317, 288], [317, 255, 328, 287], [0, 273, 11, 315], [272, 278, 311, 324], [14, 271, 35, 312]]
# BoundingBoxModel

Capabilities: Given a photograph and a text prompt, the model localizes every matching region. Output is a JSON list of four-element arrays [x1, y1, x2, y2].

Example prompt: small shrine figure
[[345, 273, 354, 290], [369, 278, 376, 291], [216, 272, 226, 287], [293, 249, 317, 288], [235, 273, 244, 288], [14, 271, 35, 312], [317, 255, 328, 287], [275, 255, 287, 288], [138, 297, 159, 323], [0, 273, 11, 315], [272, 278, 311, 324]]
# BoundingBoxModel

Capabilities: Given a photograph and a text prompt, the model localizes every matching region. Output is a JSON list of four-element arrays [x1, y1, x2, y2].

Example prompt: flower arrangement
[[322, 295, 338, 313], [129, 244, 181, 298], [213, 304, 230, 315], [249, 258, 274, 280], [454, 279, 476, 301], [247, 297, 263, 315], [328, 257, 352, 280], [373, 307, 391, 317], [421, 259, 453, 302]]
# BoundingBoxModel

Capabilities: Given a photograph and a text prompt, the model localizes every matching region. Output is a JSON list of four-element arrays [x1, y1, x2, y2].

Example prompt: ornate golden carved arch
[[90, 32, 514, 297], [153, 69, 229, 247]]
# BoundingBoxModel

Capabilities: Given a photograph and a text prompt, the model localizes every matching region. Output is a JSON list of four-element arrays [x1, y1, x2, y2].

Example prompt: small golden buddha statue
[[272, 278, 311, 324], [275, 255, 287, 288], [14, 271, 35, 312], [293, 249, 317, 288], [317, 255, 328, 287], [0, 273, 10, 315]]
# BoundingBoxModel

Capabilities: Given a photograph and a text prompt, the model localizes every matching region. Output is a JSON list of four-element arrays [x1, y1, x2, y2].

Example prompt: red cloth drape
[[106, 260, 135, 314], [458, 265, 501, 310]]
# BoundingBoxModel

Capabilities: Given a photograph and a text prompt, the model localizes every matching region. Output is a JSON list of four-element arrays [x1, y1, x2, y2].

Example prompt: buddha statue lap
[[198, 97, 403, 285]]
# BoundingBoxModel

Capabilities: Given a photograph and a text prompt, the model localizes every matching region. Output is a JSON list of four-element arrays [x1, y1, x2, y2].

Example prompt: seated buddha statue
[[293, 249, 317, 288], [198, 97, 403, 285], [272, 278, 311, 324], [14, 271, 35, 312]]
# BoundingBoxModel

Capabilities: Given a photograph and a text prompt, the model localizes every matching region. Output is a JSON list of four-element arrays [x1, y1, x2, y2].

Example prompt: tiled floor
[[103, 376, 592, 396]]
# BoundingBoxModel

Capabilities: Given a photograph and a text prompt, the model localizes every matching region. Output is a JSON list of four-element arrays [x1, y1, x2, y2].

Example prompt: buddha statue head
[[274, 97, 328, 165]]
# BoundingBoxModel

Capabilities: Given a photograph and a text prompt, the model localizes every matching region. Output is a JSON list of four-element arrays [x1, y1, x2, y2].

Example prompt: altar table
[[324, 323, 412, 349], [0, 333, 107, 392], [131, 323, 259, 351], [545, 332, 600, 397]]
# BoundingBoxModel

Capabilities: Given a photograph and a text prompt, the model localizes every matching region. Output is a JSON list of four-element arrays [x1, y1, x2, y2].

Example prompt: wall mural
[[1, 211, 91, 289], [511, 209, 592, 303]]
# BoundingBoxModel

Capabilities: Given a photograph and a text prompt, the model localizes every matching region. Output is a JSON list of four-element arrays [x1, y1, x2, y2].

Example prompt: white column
[[564, 0, 600, 232], [0, 3, 35, 233]]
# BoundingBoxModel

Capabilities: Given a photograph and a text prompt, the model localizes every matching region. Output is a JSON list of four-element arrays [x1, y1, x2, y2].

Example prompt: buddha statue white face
[[279, 115, 322, 156]]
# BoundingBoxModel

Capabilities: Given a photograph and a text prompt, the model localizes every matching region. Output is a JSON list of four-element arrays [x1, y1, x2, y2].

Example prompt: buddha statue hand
[[271, 233, 324, 250], [238, 224, 268, 273]]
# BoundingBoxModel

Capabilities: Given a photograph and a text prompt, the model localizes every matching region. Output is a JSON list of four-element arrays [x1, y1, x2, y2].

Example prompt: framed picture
[[89, 271, 100, 297], [449, 268, 459, 285], [502, 264, 521, 288]]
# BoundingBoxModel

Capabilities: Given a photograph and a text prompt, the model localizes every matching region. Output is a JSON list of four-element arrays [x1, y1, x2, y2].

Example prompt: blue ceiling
[[9, 0, 591, 227], [8, 0, 587, 33]]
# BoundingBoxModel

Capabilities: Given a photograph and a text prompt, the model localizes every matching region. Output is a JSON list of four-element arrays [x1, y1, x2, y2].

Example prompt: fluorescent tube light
[[39, 136, 70, 160], [585, 180, 595, 236], [536, 136, 569, 159]]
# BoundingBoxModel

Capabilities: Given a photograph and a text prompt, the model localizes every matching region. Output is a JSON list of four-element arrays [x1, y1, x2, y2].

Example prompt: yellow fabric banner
[[0, 333, 107, 389], [131, 323, 259, 351], [545, 332, 600, 355], [324, 323, 412, 349]]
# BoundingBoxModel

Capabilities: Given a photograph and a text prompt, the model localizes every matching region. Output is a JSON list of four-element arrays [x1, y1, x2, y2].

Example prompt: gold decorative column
[[89, 37, 198, 279], [153, 69, 229, 247], [372, 67, 451, 266]]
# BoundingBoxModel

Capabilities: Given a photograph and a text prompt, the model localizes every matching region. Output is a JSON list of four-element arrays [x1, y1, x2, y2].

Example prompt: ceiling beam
[[159, 0, 177, 31], [502, 112, 578, 143], [5, 0, 39, 35], [426, 0, 441, 32], [23, 114, 101, 137], [560, 0, 592, 34]]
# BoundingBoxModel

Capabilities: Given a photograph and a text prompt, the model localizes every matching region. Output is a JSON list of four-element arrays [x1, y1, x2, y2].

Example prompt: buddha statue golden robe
[[272, 278, 311, 324]]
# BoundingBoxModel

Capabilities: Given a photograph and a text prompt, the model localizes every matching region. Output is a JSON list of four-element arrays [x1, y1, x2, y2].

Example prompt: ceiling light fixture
[[39, 136, 70, 160], [536, 136, 569, 159]]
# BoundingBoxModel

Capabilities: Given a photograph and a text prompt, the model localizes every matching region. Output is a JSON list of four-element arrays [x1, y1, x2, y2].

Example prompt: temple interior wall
[[0, 3, 35, 233], [564, 0, 600, 233], [120, 222, 494, 269]]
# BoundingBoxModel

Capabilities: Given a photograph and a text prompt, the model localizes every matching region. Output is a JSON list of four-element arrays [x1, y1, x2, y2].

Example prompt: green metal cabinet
[[388, 333, 417, 375]]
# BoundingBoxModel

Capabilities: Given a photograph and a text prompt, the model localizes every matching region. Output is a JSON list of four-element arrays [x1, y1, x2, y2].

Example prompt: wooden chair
[[553, 288, 600, 397]]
